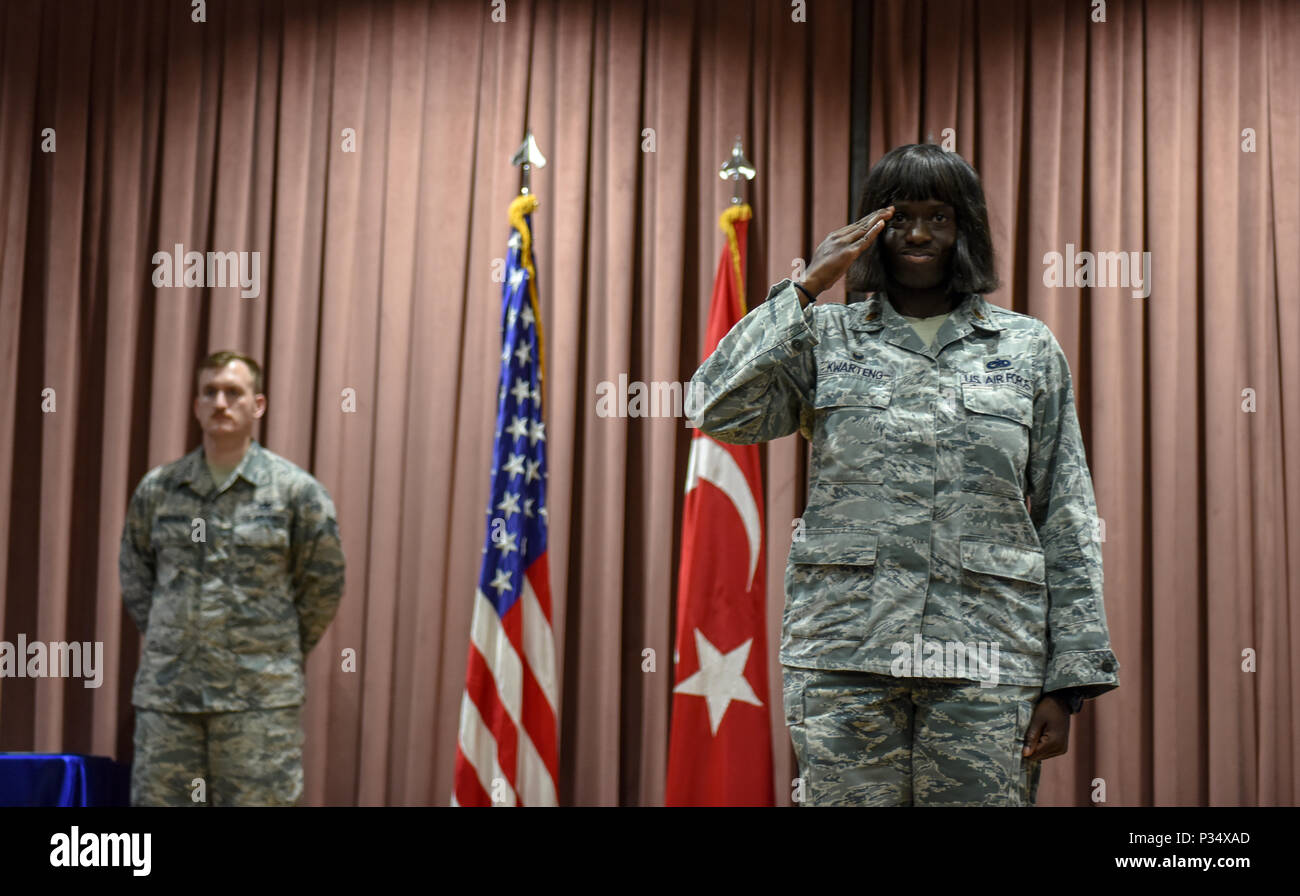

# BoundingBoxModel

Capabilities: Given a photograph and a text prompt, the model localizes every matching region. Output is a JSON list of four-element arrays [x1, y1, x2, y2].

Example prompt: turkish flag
[[666, 204, 773, 806]]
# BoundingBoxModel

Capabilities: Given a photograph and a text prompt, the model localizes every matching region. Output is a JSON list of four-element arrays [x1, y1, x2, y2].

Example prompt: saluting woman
[[686, 143, 1119, 806]]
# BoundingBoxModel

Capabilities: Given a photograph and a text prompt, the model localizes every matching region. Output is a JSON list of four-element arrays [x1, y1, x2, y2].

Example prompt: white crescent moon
[[684, 436, 761, 590]]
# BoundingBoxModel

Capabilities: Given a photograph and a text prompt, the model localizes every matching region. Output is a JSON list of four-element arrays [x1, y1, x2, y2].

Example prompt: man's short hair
[[845, 143, 999, 300], [196, 351, 263, 395]]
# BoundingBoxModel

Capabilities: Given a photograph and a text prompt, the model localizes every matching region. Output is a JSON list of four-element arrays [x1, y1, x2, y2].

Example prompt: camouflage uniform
[[783, 669, 1042, 806], [131, 707, 304, 806], [686, 279, 1119, 806], [119, 440, 344, 806]]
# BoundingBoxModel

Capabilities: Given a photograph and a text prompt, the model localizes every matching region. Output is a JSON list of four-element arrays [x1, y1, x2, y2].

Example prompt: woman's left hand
[[1022, 695, 1071, 760]]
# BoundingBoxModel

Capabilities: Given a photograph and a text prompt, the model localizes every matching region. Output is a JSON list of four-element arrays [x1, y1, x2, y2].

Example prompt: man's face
[[194, 361, 265, 439], [880, 198, 958, 291]]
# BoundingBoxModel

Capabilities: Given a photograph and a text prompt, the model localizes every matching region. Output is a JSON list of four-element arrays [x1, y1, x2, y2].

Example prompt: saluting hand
[[794, 206, 895, 303]]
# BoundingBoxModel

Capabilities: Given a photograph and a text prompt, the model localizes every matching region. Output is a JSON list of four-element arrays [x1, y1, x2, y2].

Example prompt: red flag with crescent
[[666, 204, 773, 805]]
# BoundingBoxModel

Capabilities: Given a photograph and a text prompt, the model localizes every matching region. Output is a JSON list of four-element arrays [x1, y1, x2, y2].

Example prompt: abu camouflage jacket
[[686, 279, 1120, 697], [119, 440, 345, 712]]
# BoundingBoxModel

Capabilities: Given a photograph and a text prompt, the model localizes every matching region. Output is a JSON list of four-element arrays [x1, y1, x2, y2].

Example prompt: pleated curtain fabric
[[0, 0, 1296, 805]]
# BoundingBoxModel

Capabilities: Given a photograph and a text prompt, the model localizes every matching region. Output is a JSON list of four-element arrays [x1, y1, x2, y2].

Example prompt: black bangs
[[876, 149, 969, 209], [844, 143, 1000, 299]]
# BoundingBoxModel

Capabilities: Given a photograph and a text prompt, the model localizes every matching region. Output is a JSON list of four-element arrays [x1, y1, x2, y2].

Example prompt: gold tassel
[[718, 203, 752, 315], [507, 194, 546, 397]]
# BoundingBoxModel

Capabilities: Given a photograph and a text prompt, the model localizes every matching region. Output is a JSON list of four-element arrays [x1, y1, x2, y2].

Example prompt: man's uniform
[[119, 440, 345, 806], [686, 279, 1120, 806]]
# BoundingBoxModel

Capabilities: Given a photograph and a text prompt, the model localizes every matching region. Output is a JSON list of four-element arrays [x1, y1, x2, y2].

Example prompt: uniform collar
[[180, 440, 269, 495], [853, 291, 1004, 357]]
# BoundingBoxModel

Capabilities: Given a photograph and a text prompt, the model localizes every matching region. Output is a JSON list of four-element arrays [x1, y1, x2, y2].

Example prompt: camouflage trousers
[[131, 706, 303, 806], [783, 667, 1043, 806]]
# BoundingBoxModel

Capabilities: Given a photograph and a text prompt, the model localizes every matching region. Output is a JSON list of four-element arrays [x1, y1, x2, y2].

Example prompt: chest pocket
[[961, 383, 1033, 499], [812, 374, 894, 484], [232, 511, 291, 576], [234, 511, 290, 544], [151, 513, 195, 547], [149, 513, 197, 595]]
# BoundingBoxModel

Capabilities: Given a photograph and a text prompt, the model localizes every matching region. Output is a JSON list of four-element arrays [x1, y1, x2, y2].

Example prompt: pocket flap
[[789, 528, 879, 566], [814, 374, 893, 410], [959, 538, 1045, 584], [152, 515, 194, 546], [961, 382, 1032, 426]]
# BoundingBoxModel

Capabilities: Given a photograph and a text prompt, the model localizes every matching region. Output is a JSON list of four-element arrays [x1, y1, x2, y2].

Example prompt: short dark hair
[[845, 143, 999, 298], [196, 350, 263, 395]]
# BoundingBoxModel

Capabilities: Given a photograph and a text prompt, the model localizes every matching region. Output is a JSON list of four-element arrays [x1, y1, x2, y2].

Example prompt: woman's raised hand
[[795, 206, 894, 300]]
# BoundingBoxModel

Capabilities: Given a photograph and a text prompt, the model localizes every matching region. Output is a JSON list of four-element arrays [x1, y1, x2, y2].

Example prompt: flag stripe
[[463, 641, 520, 798], [471, 588, 524, 718], [454, 690, 515, 806], [515, 720, 558, 806], [501, 591, 560, 793], [521, 570, 558, 710]]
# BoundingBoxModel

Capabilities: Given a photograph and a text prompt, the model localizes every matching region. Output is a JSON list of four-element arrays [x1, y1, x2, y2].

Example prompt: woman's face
[[880, 198, 957, 291]]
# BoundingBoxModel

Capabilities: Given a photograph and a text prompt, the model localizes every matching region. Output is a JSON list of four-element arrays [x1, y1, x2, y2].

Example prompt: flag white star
[[527, 418, 546, 446], [523, 498, 535, 518], [496, 491, 521, 519], [520, 304, 535, 327], [495, 530, 518, 557], [524, 458, 541, 483], [501, 453, 526, 478], [505, 415, 529, 440], [489, 568, 513, 597], [530, 384, 541, 406], [672, 631, 762, 736], [507, 305, 518, 329], [508, 268, 526, 290], [510, 378, 531, 405], [508, 232, 522, 249], [514, 342, 533, 365]]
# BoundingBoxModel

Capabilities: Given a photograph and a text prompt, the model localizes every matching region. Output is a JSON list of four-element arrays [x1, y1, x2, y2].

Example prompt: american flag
[[453, 194, 559, 806]]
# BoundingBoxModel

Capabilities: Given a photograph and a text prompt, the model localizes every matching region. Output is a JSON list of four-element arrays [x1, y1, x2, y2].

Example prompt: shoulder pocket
[[960, 383, 1033, 498], [960, 382, 1032, 426], [152, 515, 194, 547], [810, 375, 893, 484], [815, 373, 893, 410], [234, 511, 291, 549], [789, 528, 878, 566]]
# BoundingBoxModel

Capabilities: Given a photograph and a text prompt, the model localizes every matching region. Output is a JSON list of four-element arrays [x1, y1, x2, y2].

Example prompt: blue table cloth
[[0, 753, 130, 807]]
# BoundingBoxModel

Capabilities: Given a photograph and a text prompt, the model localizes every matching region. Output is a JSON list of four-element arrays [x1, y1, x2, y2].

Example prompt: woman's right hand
[[796, 206, 894, 299]]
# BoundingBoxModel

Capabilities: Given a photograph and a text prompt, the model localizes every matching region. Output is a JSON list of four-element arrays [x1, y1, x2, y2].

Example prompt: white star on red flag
[[672, 629, 762, 736]]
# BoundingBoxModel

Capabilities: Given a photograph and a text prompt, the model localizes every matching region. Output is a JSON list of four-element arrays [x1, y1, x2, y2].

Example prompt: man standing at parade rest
[[119, 351, 345, 806]]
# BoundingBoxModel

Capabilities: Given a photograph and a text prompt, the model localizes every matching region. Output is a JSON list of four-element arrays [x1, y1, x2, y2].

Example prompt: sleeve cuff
[[1043, 648, 1120, 699]]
